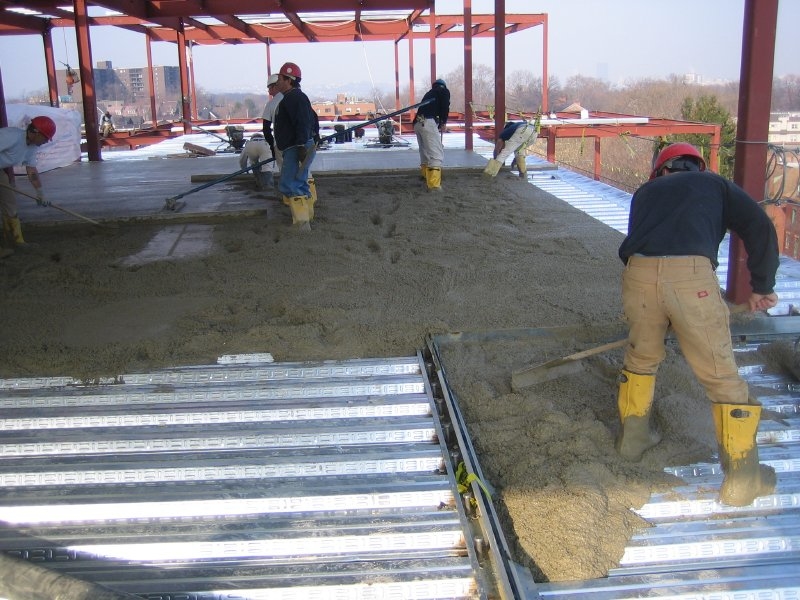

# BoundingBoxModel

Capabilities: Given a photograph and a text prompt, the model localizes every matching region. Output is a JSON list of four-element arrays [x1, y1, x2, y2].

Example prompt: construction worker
[[262, 73, 283, 168], [0, 116, 56, 257], [413, 79, 450, 192], [100, 111, 114, 138], [484, 120, 539, 178], [617, 142, 779, 507], [263, 69, 317, 211], [239, 132, 273, 190], [272, 62, 317, 231]]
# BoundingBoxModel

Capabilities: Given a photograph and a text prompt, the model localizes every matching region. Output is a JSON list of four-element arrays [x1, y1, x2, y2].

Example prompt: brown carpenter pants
[[621, 255, 749, 405]]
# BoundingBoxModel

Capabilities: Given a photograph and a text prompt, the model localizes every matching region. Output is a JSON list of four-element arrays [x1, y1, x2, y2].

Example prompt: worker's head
[[277, 62, 302, 91], [250, 132, 264, 140], [650, 142, 706, 179], [27, 116, 56, 145], [434, 78, 447, 89], [267, 73, 279, 94]]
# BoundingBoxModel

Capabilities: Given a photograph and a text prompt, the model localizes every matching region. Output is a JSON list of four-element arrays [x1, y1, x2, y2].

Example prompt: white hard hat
[[267, 73, 279, 86]]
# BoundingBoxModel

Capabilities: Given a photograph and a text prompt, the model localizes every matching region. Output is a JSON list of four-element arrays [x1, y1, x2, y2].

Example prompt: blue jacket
[[618, 170, 779, 294], [273, 86, 315, 151]]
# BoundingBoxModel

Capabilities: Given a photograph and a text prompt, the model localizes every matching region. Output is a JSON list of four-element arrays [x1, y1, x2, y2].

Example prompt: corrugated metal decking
[[0, 355, 510, 599]]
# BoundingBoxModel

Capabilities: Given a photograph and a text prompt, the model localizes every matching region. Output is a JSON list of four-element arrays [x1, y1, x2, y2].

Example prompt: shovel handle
[[0, 181, 107, 227], [563, 303, 750, 362], [563, 338, 627, 361]]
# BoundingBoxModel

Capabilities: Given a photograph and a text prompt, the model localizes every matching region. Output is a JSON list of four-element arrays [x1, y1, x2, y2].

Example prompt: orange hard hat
[[30, 116, 56, 141], [650, 142, 706, 179], [279, 62, 301, 80]]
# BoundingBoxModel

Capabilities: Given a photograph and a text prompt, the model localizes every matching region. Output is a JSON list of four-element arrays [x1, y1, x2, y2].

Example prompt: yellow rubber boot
[[712, 402, 776, 506], [282, 195, 291, 207], [616, 369, 661, 461], [426, 166, 442, 191], [420, 165, 427, 181], [4, 216, 26, 247], [289, 196, 311, 231], [515, 150, 528, 178], [307, 179, 317, 220], [483, 158, 503, 178], [2, 217, 13, 248], [303, 195, 315, 222]]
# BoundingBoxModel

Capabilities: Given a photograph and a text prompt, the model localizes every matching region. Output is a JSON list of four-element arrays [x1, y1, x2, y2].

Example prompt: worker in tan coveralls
[[617, 142, 779, 507]]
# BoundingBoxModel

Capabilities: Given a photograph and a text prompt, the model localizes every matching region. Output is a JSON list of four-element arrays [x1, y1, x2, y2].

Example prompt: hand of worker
[[296, 144, 307, 163], [35, 189, 50, 207], [747, 292, 779, 312]]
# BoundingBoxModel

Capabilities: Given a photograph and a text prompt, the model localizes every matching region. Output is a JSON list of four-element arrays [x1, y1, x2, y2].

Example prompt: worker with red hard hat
[[272, 62, 318, 230], [0, 115, 56, 257], [616, 141, 779, 507]]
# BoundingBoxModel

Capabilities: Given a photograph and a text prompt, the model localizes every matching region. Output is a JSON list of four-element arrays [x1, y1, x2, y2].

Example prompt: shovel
[[511, 338, 627, 390], [511, 303, 752, 390]]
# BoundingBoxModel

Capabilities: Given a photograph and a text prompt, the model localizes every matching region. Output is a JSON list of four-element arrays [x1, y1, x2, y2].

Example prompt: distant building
[[312, 93, 375, 120], [56, 61, 180, 116], [769, 112, 800, 146], [684, 72, 702, 85]]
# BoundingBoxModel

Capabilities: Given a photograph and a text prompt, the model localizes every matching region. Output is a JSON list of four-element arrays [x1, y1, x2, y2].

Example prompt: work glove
[[36, 190, 50, 207], [296, 144, 308, 164]]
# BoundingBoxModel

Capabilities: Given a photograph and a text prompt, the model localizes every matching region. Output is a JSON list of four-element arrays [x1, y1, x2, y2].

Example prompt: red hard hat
[[279, 62, 301, 80], [30, 116, 56, 141], [650, 142, 706, 179]]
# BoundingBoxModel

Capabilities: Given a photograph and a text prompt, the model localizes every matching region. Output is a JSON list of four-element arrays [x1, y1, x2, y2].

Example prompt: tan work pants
[[0, 170, 18, 219], [414, 117, 444, 168], [622, 255, 749, 404]]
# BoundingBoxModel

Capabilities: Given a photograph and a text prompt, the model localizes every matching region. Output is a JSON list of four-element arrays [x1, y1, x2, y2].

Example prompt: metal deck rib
[[0, 355, 506, 599]]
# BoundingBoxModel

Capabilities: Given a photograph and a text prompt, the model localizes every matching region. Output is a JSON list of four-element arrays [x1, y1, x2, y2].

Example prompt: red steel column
[[176, 20, 192, 134], [394, 42, 400, 110], [188, 41, 198, 120], [1, 64, 8, 127], [494, 0, 506, 138], [463, 0, 473, 150], [74, 0, 101, 161], [42, 27, 59, 107], [145, 34, 157, 127], [726, 0, 778, 303], [429, 4, 436, 82], [594, 137, 601, 180], [408, 25, 415, 105], [541, 15, 549, 113]]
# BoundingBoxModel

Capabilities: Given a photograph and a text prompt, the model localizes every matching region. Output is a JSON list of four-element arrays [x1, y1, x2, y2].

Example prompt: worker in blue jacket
[[413, 79, 450, 192], [273, 62, 317, 231]]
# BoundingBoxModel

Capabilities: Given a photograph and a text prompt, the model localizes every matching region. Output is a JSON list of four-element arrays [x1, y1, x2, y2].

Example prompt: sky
[[1, 0, 798, 99]]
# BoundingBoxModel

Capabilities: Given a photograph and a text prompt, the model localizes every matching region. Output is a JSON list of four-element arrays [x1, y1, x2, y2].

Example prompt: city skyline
[[1, 1, 798, 100]]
